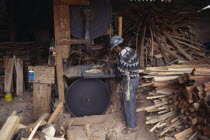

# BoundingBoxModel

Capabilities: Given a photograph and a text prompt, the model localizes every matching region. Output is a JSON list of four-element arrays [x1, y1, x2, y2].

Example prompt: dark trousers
[[122, 77, 139, 128]]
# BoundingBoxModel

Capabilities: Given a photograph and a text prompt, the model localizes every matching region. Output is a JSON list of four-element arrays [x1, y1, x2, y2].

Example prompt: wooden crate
[[28, 66, 55, 84], [33, 83, 51, 119]]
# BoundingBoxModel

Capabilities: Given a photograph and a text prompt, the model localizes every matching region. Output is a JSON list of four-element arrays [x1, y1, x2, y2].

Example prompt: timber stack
[[117, 3, 207, 68], [138, 63, 210, 140]]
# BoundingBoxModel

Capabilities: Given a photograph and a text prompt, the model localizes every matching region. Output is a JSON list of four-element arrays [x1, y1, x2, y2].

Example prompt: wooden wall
[[0, 42, 48, 93]]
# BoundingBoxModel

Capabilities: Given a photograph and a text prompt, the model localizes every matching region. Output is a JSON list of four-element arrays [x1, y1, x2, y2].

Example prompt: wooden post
[[53, 0, 89, 102], [138, 24, 147, 68], [54, 4, 70, 102], [118, 16, 122, 37], [33, 83, 51, 119]]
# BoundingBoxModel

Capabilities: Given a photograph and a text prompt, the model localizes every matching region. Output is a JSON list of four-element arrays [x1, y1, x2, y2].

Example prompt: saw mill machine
[[54, 0, 115, 117]]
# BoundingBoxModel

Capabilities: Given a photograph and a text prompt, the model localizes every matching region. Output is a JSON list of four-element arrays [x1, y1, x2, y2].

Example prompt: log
[[33, 83, 51, 119]]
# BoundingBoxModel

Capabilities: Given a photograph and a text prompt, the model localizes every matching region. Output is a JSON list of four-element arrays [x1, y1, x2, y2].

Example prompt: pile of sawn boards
[[137, 64, 210, 140]]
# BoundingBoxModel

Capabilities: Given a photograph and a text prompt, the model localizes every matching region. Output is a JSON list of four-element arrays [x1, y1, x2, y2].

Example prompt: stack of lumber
[[141, 64, 210, 84], [137, 64, 210, 139], [0, 102, 66, 140]]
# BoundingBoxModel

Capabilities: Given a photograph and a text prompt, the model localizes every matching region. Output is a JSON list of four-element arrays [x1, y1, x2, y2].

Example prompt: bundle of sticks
[[137, 64, 210, 139], [118, 3, 207, 67]]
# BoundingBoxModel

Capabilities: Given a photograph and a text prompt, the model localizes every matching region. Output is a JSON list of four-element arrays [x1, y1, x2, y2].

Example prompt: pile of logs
[[116, 3, 207, 68], [138, 63, 210, 139]]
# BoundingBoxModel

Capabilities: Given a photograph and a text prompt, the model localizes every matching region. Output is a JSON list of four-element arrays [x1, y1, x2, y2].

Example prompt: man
[[110, 35, 140, 135]]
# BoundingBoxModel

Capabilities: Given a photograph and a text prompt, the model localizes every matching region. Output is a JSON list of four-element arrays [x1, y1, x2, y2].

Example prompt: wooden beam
[[118, 16, 122, 37], [56, 39, 90, 45], [163, 32, 193, 61], [155, 35, 170, 65], [54, 0, 90, 5], [47, 102, 64, 124], [0, 116, 20, 140], [54, 4, 70, 102], [138, 24, 147, 67], [54, 5, 70, 59]]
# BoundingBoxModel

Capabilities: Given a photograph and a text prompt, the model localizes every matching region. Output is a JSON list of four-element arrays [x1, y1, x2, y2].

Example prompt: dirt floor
[[0, 89, 156, 140]]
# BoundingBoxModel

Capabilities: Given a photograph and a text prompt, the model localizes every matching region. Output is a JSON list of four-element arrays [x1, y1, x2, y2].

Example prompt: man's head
[[110, 35, 124, 53]]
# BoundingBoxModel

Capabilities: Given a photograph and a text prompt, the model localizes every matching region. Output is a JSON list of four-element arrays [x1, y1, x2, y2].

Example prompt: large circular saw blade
[[65, 79, 110, 117], [70, 0, 112, 39]]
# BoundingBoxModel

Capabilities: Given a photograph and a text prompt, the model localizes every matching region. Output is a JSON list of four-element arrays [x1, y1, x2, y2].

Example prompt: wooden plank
[[194, 68, 210, 73], [4, 58, 15, 93], [155, 35, 170, 65], [118, 16, 122, 37], [163, 32, 193, 61], [0, 116, 20, 140], [176, 40, 201, 50], [193, 71, 210, 76], [54, 4, 70, 102], [168, 64, 210, 68], [47, 102, 64, 124], [56, 39, 90, 45], [162, 43, 185, 60], [146, 111, 176, 124], [28, 113, 49, 140], [153, 76, 179, 82], [15, 58, 24, 96], [171, 34, 204, 47], [21, 138, 39, 140], [28, 113, 49, 129], [33, 84, 51, 119], [54, 0, 90, 5], [189, 75, 210, 80], [174, 127, 193, 140], [45, 136, 65, 140]]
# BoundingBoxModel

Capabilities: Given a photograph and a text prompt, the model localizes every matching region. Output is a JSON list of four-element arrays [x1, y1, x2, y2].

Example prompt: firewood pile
[[116, 3, 207, 68], [137, 63, 210, 140], [68, 44, 110, 65]]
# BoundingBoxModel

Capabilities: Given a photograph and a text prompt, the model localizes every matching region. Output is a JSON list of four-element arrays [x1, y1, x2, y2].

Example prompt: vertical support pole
[[139, 24, 147, 68], [53, 4, 71, 102], [118, 16, 122, 37]]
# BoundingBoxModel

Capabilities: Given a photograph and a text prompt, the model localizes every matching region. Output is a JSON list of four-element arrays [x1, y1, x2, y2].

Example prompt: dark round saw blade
[[65, 79, 110, 117], [70, 0, 112, 39]]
